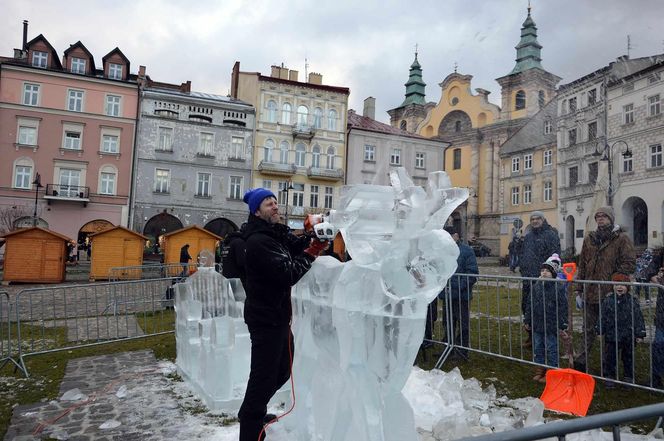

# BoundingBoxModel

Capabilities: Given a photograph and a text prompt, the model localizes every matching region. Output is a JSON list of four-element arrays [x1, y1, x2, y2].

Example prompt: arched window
[[326, 146, 336, 169], [328, 109, 337, 131], [455, 121, 461, 132], [98, 164, 118, 195], [281, 103, 292, 125], [279, 140, 289, 164], [515, 90, 526, 110], [295, 142, 306, 167], [312, 144, 321, 168], [313, 107, 323, 129], [264, 139, 274, 162], [400, 120, 407, 131], [266, 100, 277, 123], [12, 157, 34, 189], [297, 105, 308, 125]]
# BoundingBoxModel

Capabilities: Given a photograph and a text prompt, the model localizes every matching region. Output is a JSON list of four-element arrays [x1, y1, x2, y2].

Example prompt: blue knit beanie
[[243, 188, 277, 215]]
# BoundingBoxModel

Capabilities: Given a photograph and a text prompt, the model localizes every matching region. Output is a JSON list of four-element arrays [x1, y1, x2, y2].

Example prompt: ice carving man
[[283, 168, 467, 441]]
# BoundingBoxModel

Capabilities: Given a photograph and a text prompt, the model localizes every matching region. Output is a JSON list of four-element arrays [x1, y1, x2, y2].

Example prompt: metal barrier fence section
[[14, 278, 176, 377], [0, 290, 23, 374], [426, 274, 664, 393], [109, 263, 222, 281]]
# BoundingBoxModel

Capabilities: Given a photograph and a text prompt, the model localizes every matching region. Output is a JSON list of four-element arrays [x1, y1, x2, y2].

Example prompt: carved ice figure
[[283, 168, 468, 441]]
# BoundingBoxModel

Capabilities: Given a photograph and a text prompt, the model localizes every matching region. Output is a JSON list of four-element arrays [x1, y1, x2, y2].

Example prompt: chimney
[[138, 65, 146, 78], [616, 55, 629, 62], [308, 72, 322, 85], [230, 61, 240, 98], [270, 65, 280, 78], [22, 20, 28, 51], [363, 97, 376, 120], [181, 80, 191, 93], [288, 69, 299, 82]]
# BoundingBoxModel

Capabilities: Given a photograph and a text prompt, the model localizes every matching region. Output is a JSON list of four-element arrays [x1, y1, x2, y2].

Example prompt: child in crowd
[[524, 254, 569, 382], [652, 266, 664, 389], [599, 273, 646, 387]]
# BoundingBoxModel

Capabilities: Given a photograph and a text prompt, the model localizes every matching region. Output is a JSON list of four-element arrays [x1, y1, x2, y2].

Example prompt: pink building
[[0, 23, 138, 244]]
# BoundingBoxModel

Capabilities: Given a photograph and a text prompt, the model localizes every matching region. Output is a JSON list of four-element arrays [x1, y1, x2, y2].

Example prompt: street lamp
[[592, 140, 632, 206], [281, 181, 294, 226], [32, 172, 43, 227]]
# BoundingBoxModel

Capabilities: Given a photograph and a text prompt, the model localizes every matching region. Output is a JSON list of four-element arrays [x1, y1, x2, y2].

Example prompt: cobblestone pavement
[[4, 350, 235, 441]]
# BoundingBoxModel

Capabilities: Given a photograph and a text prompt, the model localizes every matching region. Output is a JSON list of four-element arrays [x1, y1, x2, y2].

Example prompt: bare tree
[[0, 204, 34, 234]]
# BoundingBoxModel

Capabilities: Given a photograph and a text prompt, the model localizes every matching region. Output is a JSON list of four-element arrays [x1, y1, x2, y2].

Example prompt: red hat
[[611, 273, 631, 282]]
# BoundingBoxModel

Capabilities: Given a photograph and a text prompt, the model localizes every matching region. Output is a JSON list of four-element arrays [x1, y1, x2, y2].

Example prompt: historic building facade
[[131, 78, 255, 243], [0, 23, 138, 244], [231, 63, 349, 228]]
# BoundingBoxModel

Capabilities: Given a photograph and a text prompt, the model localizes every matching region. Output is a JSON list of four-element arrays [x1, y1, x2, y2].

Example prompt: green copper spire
[[509, 5, 543, 74], [400, 50, 426, 106]]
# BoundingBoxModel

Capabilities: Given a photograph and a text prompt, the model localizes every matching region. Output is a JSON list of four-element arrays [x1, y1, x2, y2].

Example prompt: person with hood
[[573, 206, 636, 373], [238, 188, 327, 441], [519, 211, 561, 347]]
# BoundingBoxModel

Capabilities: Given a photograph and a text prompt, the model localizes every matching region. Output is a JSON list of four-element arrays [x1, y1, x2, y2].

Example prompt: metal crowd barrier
[[0, 290, 23, 373], [14, 278, 176, 377], [425, 274, 664, 393], [109, 262, 221, 281]]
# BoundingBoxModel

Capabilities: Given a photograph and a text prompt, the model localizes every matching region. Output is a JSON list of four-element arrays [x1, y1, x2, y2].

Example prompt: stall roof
[[88, 225, 148, 240], [0, 226, 72, 241]]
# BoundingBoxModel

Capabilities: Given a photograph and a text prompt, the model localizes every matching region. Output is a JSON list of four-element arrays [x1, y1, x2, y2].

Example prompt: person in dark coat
[[508, 230, 523, 272], [599, 273, 646, 386], [523, 255, 569, 382], [437, 226, 479, 360], [519, 211, 561, 347], [648, 263, 664, 388], [238, 188, 326, 441], [573, 206, 636, 372], [179, 243, 192, 277]]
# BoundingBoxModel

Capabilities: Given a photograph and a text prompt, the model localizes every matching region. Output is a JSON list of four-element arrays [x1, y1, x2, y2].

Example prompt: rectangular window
[[524, 154, 533, 170], [71, 57, 86, 74], [277, 182, 288, 205], [649, 95, 661, 117], [292, 183, 304, 207], [100, 172, 116, 195], [109, 63, 123, 80], [101, 135, 119, 153], [231, 136, 244, 159], [569, 97, 577, 112], [453, 148, 461, 170], [67, 90, 84, 112], [568, 128, 577, 146], [324, 186, 333, 209], [569, 166, 578, 186], [15, 165, 32, 189], [32, 51, 47, 68], [64, 131, 82, 150], [523, 184, 532, 204], [390, 148, 401, 165], [544, 119, 552, 135], [262, 180, 272, 190], [105, 95, 121, 116], [158, 127, 173, 151], [23, 83, 39, 106], [543, 149, 553, 166], [651, 144, 663, 168], [415, 152, 425, 169], [199, 132, 214, 156], [197, 173, 210, 197], [622, 156, 633, 173], [543, 181, 553, 202], [587, 121, 597, 141], [230, 176, 243, 199], [364, 144, 375, 161], [588, 162, 598, 184], [59, 169, 81, 197], [511, 157, 520, 173], [624, 103, 634, 124], [511, 187, 520, 205], [155, 169, 170, 193], [310, 185, 319, 208], [587, 89, 596, 106], [18, 126, 37, 145]]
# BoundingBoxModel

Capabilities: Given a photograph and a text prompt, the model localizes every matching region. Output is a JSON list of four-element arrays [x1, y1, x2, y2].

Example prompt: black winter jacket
[[519, 223, 561, 278], [524, 278, 568, 335], [243, 215, 314, 327], [599, 293, 646, 342]]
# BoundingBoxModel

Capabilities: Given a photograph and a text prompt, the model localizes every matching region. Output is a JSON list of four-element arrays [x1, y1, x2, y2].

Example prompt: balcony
[[291, 123, 316, 140], [558, 183, 595, 201], [307, 166, 344, 181], [44, 184, 90, 206], [257, 160, 296, 176]]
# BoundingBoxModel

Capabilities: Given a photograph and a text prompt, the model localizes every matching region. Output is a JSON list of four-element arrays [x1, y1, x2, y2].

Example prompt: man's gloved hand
[[304, 239, 329, 257]]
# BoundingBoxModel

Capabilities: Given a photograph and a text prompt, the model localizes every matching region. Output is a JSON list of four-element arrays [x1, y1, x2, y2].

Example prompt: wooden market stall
[[88, 226, 148, 281], [1, 227, 72, 283], [162, 225, 221, 276]]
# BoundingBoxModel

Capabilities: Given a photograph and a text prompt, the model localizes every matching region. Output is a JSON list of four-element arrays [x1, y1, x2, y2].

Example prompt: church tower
[[495, 5, 560, 120], [388, 50, 431, 132]]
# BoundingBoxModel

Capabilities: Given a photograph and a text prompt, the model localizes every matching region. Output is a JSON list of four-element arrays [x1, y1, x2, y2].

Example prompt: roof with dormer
[[25, 34, 62, 69], [64, 41, 96, 71]]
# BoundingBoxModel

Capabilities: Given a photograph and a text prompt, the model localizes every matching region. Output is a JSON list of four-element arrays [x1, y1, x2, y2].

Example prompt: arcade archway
[[204, 218, 238, 239]]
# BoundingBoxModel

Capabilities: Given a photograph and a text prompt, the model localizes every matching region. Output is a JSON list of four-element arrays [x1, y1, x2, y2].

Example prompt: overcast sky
[[2, 0, 663, 123]]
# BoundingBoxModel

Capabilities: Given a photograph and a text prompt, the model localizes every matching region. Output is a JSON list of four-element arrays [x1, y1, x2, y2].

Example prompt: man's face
[[530, 216, 543, 229], [255, 197, 280, 224], [595, 213, 611, 227]]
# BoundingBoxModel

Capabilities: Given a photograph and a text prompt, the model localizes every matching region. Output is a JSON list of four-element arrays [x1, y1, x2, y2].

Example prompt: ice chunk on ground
[[99, 419, 121, 430], [60, 388, 87, 402]]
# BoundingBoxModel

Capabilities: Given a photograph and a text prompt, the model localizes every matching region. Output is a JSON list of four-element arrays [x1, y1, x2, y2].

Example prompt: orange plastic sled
[[540, 368, 595, 416]]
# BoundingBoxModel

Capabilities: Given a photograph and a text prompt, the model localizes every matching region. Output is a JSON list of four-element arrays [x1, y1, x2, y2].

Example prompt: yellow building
[[231, 63, 350, 227]]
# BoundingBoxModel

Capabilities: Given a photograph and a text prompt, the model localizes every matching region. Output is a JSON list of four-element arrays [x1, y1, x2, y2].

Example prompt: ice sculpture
[[174, 263, 291, 411], [282, 168, 468, 441]]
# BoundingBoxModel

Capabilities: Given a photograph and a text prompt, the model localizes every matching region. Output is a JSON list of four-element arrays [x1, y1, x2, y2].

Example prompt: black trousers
[[239, 324, 292, 441], [603, 338, 634, 379], [424, 298, 438, 342]]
